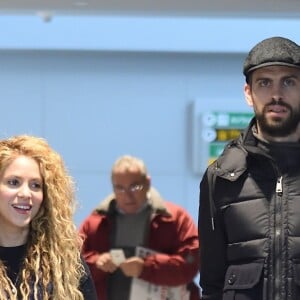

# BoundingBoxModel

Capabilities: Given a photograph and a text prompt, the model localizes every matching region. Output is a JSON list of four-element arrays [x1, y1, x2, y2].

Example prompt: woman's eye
[[31, 182, 42, 190], [7, 179, 19, 186]]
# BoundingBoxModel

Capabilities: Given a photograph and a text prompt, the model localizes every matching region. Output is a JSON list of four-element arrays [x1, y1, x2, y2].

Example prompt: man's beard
[[255, 100, 300, 138]]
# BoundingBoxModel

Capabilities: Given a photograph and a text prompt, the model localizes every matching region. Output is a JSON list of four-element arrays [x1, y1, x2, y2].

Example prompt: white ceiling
[[1, 0, 300, 18]]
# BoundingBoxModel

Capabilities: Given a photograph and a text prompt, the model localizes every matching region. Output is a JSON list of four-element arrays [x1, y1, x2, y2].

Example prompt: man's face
[[244, 65, 300, 140], [112, 169, 150, 214]]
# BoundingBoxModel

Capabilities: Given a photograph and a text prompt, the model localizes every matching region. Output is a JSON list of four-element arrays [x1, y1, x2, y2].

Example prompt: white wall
[[0, 15, 300, 226], [0, 50, 248, 225]]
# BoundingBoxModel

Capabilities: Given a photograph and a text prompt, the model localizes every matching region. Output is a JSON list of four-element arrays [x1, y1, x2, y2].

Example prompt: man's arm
[[79, 214, 110, 281], [139, 204, 200, 286], [198, 171, 227, 300]]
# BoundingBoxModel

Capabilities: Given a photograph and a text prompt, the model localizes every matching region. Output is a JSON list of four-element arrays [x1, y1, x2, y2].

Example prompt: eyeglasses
[[113, 183, 144, 194]]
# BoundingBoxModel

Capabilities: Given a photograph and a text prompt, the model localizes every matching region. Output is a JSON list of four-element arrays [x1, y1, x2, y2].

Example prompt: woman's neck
[[0, 227, 28, 247]]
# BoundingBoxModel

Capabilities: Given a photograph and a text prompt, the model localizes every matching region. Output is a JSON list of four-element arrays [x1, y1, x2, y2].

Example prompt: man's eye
[[258, 79, 270, 87], [283, 79, 295, 87]]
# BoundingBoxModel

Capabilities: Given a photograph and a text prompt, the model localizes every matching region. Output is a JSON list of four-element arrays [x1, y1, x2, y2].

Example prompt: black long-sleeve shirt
[[0, 244, 97, 299]]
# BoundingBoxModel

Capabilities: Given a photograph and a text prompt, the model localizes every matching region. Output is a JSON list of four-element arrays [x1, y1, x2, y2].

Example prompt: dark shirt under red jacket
[[79, 187, 201, 300]]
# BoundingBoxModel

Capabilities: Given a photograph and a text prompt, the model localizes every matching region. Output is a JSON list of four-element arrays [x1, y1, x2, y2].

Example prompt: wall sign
[[202, 112, 253, 165], [190, 102, 253, 174]]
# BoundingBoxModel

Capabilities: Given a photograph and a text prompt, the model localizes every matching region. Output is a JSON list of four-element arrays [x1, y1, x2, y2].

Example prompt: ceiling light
[[74, 1, 88, 6], [36, 11, 53, 23]]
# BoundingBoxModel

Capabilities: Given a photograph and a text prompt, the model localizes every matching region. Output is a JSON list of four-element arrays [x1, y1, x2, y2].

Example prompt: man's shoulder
[[205, 139, 248, 181], [80, 209, 108, 229], [164, 200, 185, 211], [163, 201, 194, 219]]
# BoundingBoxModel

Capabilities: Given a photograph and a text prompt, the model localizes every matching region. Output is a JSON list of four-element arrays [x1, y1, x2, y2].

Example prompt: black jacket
[[198, 118, 300, 300]]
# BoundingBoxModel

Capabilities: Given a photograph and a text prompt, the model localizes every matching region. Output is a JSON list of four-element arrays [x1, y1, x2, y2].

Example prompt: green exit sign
[[202, 112, 253, 129], [202, 112, 253, 166]]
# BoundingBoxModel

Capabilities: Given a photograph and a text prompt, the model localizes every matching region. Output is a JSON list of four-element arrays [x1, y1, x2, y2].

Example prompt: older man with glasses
[[79, 155, 200, 300]]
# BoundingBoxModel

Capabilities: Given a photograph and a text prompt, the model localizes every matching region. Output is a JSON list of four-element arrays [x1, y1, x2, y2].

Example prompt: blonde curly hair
[[0, 135, 85, 300]]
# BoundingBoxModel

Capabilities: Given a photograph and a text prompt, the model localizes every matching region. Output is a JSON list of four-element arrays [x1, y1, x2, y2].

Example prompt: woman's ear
[[244, 83, 253, 107]]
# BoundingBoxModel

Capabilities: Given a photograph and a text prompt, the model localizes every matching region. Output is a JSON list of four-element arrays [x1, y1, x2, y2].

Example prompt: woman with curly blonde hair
[[0, 135, 97, 300]]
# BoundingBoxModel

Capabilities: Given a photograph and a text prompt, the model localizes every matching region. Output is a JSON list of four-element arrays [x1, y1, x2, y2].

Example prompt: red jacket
[[79, 188, 201, 300]]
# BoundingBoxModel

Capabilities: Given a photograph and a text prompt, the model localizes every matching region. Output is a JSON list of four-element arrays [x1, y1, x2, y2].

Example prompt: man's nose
[[123, 189, 134, 197], [271, 85, 284, 103]]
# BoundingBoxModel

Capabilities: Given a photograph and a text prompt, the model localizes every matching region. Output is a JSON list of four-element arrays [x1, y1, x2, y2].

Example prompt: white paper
[[129, 246, 190, 300], [110, 249, 126, 266]]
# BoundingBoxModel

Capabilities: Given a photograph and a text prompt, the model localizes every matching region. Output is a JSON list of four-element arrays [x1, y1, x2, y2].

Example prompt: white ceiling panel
[[0, 0, 300, 18]]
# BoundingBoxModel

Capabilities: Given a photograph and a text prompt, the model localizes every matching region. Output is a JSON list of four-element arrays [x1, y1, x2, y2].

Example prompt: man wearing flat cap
[[198, 36, 300, 300]]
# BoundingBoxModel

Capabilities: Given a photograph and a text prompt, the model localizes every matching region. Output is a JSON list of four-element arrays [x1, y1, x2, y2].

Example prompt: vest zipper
[[274, 175, 283, 300], [276, 176, 283, 195]]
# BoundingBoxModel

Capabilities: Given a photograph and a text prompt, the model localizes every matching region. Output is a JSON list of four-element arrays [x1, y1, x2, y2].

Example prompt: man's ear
[[244, 83, 253, 107], [145, 176, 151, 190]]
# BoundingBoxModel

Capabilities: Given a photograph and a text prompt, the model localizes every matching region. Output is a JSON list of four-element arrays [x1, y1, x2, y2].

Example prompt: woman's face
[[0, 155, 43, 234]]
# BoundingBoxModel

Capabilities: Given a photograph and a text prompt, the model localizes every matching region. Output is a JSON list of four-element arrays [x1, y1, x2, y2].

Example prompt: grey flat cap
[[243, 36, 300, 76]]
